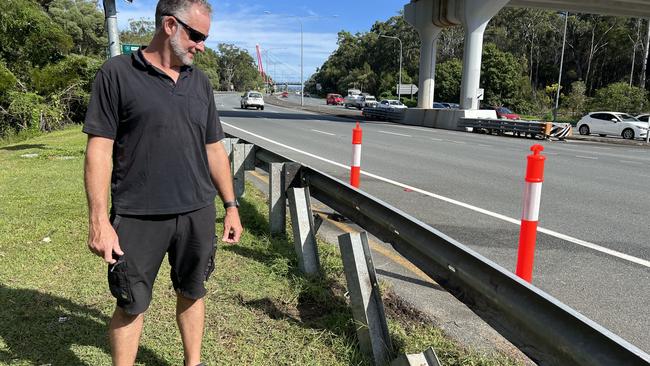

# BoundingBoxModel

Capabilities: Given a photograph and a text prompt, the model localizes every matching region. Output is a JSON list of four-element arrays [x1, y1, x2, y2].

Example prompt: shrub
[[589, 82, 648, 115]]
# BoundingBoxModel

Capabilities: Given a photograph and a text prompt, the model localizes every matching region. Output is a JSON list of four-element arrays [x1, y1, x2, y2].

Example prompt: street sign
[[316, 83, 322, 91], [397, 84, 418, 95], [477, 88, 485, 101], [121, 44, 142, 55]]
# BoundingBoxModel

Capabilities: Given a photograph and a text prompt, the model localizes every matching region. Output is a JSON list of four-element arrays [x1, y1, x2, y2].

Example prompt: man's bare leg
[[177, 296, 205, 366], [109, 307, 144, 366]]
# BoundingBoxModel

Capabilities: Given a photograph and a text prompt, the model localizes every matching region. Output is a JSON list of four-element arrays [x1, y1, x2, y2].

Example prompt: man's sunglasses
[[163, 13, 208, 43]]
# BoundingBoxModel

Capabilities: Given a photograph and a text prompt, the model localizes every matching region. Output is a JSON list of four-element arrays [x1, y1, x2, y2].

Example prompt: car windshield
[[617, 114, 638, 121], [389, 101, 401, 105], [497, 107, 513, 114], [365, 97, 376, 101], [249, 93, 262, 98]]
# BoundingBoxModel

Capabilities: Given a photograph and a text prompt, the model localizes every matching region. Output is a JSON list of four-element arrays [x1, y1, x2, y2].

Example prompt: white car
[[377, 99, 407, 110], [576, 111, 648, 140], [636, 114, 650, 123], [241, 91, 265, 110]]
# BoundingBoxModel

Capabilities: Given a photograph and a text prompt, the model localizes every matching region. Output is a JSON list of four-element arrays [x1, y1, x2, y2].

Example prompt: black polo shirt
[[83, 49, 225, 215]]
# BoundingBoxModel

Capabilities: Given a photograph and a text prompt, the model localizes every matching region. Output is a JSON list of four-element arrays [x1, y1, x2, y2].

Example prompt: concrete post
[[287, 187, 320, 275], [232, 143, 245, 198], [269, 163, 286, 235], [338, 231, 392, 365], [102, 0, 121, 57], [404, 0, 443, 109], [459, 0, 510, 110]]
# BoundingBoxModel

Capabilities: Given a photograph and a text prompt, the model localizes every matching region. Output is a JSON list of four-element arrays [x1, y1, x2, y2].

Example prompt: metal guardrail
[[362, 107, 406, 122], [229, 135, 650, 366], [459, 118, 573, 139]]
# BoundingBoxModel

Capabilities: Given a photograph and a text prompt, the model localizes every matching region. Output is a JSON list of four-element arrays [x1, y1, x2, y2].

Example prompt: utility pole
[[380, 35, 403, 101], [103, 0, 121, 57], [640, 18, 650, 91], [554, 12, 568, 123]]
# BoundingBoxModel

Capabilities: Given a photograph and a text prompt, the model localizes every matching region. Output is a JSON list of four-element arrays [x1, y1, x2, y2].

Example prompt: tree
[[47, 0, 106, 56], [0, 0, 73, 76], [217, 44, 262, 91], [563, 81, 588, 118], [590, 82, 648, 114], [120, 17, 156, 46], [435, 59, 462, 103], [480, 43, 526, 108], [194, 47, 220, 89]]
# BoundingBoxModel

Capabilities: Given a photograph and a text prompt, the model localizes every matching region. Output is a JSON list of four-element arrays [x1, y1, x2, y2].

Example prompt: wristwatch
[[223, 199, 239, 209]]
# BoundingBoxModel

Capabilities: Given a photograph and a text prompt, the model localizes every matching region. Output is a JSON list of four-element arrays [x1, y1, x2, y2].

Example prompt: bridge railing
[[223, 136, 650, 366]]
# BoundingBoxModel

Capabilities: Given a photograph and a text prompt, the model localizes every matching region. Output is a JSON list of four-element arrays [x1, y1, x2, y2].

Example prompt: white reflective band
[[351, 145, 362, 167], [522, 182, 542, 221]]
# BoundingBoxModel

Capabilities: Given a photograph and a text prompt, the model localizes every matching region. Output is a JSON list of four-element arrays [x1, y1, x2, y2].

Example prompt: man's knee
[[112, 306, 144, 325]]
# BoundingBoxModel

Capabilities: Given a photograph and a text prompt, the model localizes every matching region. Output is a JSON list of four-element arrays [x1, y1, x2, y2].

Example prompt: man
[[83, 1, 242, 365]]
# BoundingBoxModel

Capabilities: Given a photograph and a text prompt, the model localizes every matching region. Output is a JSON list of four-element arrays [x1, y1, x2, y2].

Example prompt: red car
[[491, 106, 521, 120], [326, 93, 343, 105], [281, 91, 289, 98]]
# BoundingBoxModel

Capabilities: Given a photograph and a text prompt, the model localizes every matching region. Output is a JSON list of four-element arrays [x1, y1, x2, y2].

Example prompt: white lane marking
[[378, 130, 412, 137], [478, 144, 492, 147], [544, 152, 559, 155], [575, 155, 598, 160], [619, 160, 641, 165], [449, 140, 467, 144], [312, 129, 336, 136], [222, 122, 650, 269], [431, 138, 444, 142]]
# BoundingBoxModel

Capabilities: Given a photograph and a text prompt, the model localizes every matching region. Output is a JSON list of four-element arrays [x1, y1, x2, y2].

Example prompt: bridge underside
[[508, 0, 650, 17]]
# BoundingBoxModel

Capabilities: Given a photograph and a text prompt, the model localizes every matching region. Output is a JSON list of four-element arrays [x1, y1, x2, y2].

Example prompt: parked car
[[303, 92, 311, 98], [441, 102, 460, 109], [577, 112, 649, 140], [281, 91, 289, 98], [377, 99, 408, 110], [326, 93, 343, 105], [636, 114, 650, 123], [432, 102, 448, 109], [488, 106, 520, 120], [241, 91, 264, 110]]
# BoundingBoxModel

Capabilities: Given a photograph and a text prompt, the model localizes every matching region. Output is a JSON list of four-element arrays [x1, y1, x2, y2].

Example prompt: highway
[[215, 93, 650, 353]]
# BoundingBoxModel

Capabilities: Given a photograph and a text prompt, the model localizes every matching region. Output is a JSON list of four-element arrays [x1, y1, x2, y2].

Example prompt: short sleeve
[[205, 90, 225, 144], [83, 69, 119, 139]]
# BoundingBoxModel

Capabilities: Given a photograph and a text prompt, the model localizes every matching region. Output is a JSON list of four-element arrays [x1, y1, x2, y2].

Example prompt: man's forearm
[[84, 136, 113, 224], [206, 142, 236, 203]]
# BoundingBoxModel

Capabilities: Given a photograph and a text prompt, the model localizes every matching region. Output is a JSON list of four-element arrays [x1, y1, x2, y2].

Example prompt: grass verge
[[0, 127, 520, 365]]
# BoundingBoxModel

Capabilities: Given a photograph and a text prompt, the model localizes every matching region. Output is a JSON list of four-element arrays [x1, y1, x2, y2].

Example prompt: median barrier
[[226, 135, 650, 365]]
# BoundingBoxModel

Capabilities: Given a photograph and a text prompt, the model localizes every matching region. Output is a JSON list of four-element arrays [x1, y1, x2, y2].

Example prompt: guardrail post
[[232, 143, 246, 198], [391, 347, 441, 366], [269, 162, 286, 235], [287, 186, 320, 275], [338, 231, 392, 365]]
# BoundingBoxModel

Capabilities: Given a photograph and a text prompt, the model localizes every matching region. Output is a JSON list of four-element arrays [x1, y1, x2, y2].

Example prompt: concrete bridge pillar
[[404, 0, 443, 109], [459, 0, 510, 110]]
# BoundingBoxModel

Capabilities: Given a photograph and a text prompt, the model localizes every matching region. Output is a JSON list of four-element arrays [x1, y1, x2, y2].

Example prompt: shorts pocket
[[108, 257, 133, 305], [204, 240, 217, 281]]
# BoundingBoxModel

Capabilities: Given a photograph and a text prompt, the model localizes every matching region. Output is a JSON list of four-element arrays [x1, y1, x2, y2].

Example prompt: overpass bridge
[[403, 0, 650, 129]]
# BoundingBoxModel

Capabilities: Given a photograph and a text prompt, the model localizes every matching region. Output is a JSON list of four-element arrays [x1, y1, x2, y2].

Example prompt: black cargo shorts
[[107, 203, 217, 315]]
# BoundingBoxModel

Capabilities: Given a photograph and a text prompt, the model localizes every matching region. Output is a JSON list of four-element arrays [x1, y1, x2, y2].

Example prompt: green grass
[[0, 127, 521, 365]]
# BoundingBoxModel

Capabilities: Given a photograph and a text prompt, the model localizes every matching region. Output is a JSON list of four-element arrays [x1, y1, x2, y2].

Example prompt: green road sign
[[121, 44, 142, 55]]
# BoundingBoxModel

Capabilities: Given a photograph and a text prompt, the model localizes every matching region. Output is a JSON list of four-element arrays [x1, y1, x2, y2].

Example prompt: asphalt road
[[216, 93, 650, 353]]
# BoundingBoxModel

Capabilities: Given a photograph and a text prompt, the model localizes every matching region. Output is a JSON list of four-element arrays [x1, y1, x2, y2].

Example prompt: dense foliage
[[0, 0, 261, 138], [308, 9, 650, 118]]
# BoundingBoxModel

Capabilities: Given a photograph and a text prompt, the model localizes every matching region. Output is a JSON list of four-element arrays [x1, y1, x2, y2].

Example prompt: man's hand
[[87, 220, 124, 264], [222, 207, 243, 244]]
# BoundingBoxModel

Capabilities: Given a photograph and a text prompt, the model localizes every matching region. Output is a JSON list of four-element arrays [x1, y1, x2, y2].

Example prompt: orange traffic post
[[350, 122, 363, 188], [516, 144, 546, 283]]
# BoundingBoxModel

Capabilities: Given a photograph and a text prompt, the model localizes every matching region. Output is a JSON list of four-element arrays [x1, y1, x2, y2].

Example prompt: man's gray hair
[[155, 0, 212, 31]]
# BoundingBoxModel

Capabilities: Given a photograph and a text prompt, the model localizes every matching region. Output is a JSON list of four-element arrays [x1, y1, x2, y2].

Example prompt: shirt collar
[[132, 48, 193, 75]]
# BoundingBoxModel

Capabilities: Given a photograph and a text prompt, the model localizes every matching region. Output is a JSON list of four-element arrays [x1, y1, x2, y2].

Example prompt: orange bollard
[[516, 144, 546, 283], [350, 122, 363, 188]]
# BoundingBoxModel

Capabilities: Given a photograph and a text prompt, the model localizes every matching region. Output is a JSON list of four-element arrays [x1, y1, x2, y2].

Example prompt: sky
[[113, 0, 406, 81]]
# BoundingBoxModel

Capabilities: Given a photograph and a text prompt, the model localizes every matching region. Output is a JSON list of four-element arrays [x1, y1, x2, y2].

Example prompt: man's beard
[[171, 29, 193, 66]]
